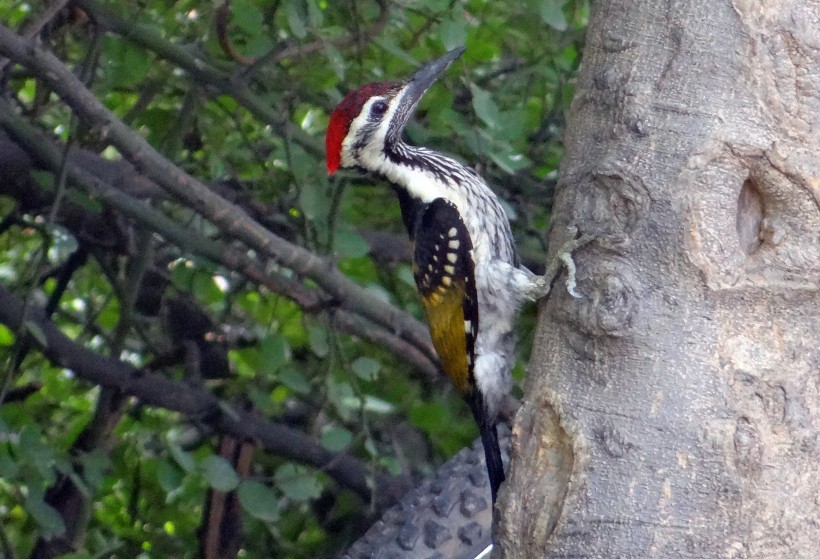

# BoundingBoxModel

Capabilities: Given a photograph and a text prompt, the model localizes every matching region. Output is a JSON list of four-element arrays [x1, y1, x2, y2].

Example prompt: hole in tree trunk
[[736, 178, 764, 255]]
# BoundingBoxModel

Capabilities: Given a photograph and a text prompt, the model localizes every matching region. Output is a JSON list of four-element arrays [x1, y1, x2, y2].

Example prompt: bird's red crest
[[326, 81, 400, 175]]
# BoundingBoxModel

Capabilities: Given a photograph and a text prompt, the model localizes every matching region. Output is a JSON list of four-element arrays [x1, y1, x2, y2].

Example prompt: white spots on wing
[[444, 264, 455, 275], [464, 320, 473, 333], [441, 276, 452, 286], [446, 252, 457, 264], [373, 147, 523, 417], [448, 227, 457, 237], [448, 239, 460, 249], [427, 264, 433, 272]]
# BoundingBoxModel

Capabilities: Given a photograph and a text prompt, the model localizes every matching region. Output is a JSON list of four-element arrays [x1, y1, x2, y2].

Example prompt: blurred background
[[0, 1, 587, 557]]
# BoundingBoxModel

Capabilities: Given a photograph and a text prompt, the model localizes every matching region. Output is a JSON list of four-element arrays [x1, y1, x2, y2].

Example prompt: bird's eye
[[370, 100, 388, 118]]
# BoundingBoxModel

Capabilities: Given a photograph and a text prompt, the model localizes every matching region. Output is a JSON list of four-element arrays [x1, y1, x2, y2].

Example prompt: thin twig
[[0, 99, 439, 375], [0, 0, 72, 71], [73, 0, 322, 157], [0, 24, 436, 365], [241, 0, 390, 78], [0, 283, 410, 508]]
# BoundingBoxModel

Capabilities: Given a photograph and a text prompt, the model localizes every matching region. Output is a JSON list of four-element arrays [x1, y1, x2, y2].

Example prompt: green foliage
[[237, 480, 279, 522], [0, 0, 587, 556], [201, 455, 241, 492], [321, 425, 353, 452], [274, 463, 323, 502]]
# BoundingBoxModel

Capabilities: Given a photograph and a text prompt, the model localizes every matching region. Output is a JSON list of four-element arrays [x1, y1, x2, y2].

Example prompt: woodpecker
[[326, 47, 587, 504]]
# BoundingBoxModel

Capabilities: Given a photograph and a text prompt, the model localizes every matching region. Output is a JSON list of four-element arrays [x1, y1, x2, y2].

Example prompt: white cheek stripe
[[340, 86, 409, 170]]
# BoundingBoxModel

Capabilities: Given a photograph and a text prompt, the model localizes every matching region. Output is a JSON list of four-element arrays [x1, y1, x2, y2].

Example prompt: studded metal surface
[[342, 427, 510, 559]]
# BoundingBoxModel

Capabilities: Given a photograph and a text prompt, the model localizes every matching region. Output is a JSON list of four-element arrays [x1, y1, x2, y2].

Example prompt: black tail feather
[[469, 393, 505, 503], [478, 418, 505, 504]]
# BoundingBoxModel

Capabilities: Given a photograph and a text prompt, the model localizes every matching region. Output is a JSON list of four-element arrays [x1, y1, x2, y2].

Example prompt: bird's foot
[[530, 228, 594, 300]]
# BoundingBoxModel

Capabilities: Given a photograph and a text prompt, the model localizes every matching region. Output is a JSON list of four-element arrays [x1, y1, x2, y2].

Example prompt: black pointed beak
[[406, 46, 466, 102], [386, 47, 465, 144]]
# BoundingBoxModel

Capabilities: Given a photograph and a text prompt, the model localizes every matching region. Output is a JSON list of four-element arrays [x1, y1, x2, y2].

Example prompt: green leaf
[[438, 16, 468, 51], [201, 455, 240, 492], [0, 323, 15, 346], [410, 401, 448, 433], [30, 170, 53, 189], [274, 463, 321, 502], [339, 395, 394, 414], [0, 444, 19, 479], [323, 42, 346, 80], [103, 37, 150, 88], [79, 450, 110, 492], [351, 356, 380, 381], [298, 179, 331, 222], [192, 273, 224, 305], [25, 490, 66, 539], [306, 0, 324, 28], [19, 426, 55, 482], [326, 376, 355, 418], [396, 265, 416, 287], [373, 37, 418, 66], [270, 385, 289, 404], [278, 367, 311, 395], [486, 148, 531, 174], [232, 0, 265, 36], [231, 346, 263, 377], [334, 229, 370, 259], [140, 107, 177, 149], [156, 459, 183, 495], [469, 84, 500, 130], [537, 0, 569, 31], [464, 30, 500, 62], [245, 33, 275, 58], [285, 0, 307, 39], [418, 0, 450, 10], [261, 334, 288, 372], [320, 426, 353, 452], [168, 442, 196, 473], [96, 301, 121, 331], [308, 325, 329, 358], [238, 480, 280, 522]]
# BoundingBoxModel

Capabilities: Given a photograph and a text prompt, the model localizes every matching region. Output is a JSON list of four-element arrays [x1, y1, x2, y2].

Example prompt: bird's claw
[[532, 231, 594, 300]]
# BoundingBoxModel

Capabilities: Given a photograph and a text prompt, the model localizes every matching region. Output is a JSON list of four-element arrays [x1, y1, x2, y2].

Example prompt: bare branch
[[243, 0, 390, 75], [0, 25, 436, 367], [0, 104, 440, 377], [0, 283, 409, 508], [214, 2, 257, 65], [0, 101, 320, 310], [73, 0, 322, 157], [0, 0, 72, 71]]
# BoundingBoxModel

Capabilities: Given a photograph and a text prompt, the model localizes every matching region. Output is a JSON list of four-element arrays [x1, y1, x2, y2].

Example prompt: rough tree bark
[[500, 1, 820, 557]]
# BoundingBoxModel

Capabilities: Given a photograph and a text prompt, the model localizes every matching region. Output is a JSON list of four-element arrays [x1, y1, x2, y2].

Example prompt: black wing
[[412, 198, 478, 395], [412, 198, 504, 502]]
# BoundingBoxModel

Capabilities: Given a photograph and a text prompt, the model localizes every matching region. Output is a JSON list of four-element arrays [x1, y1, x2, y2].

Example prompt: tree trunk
[[499, 0, 820, 557]]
